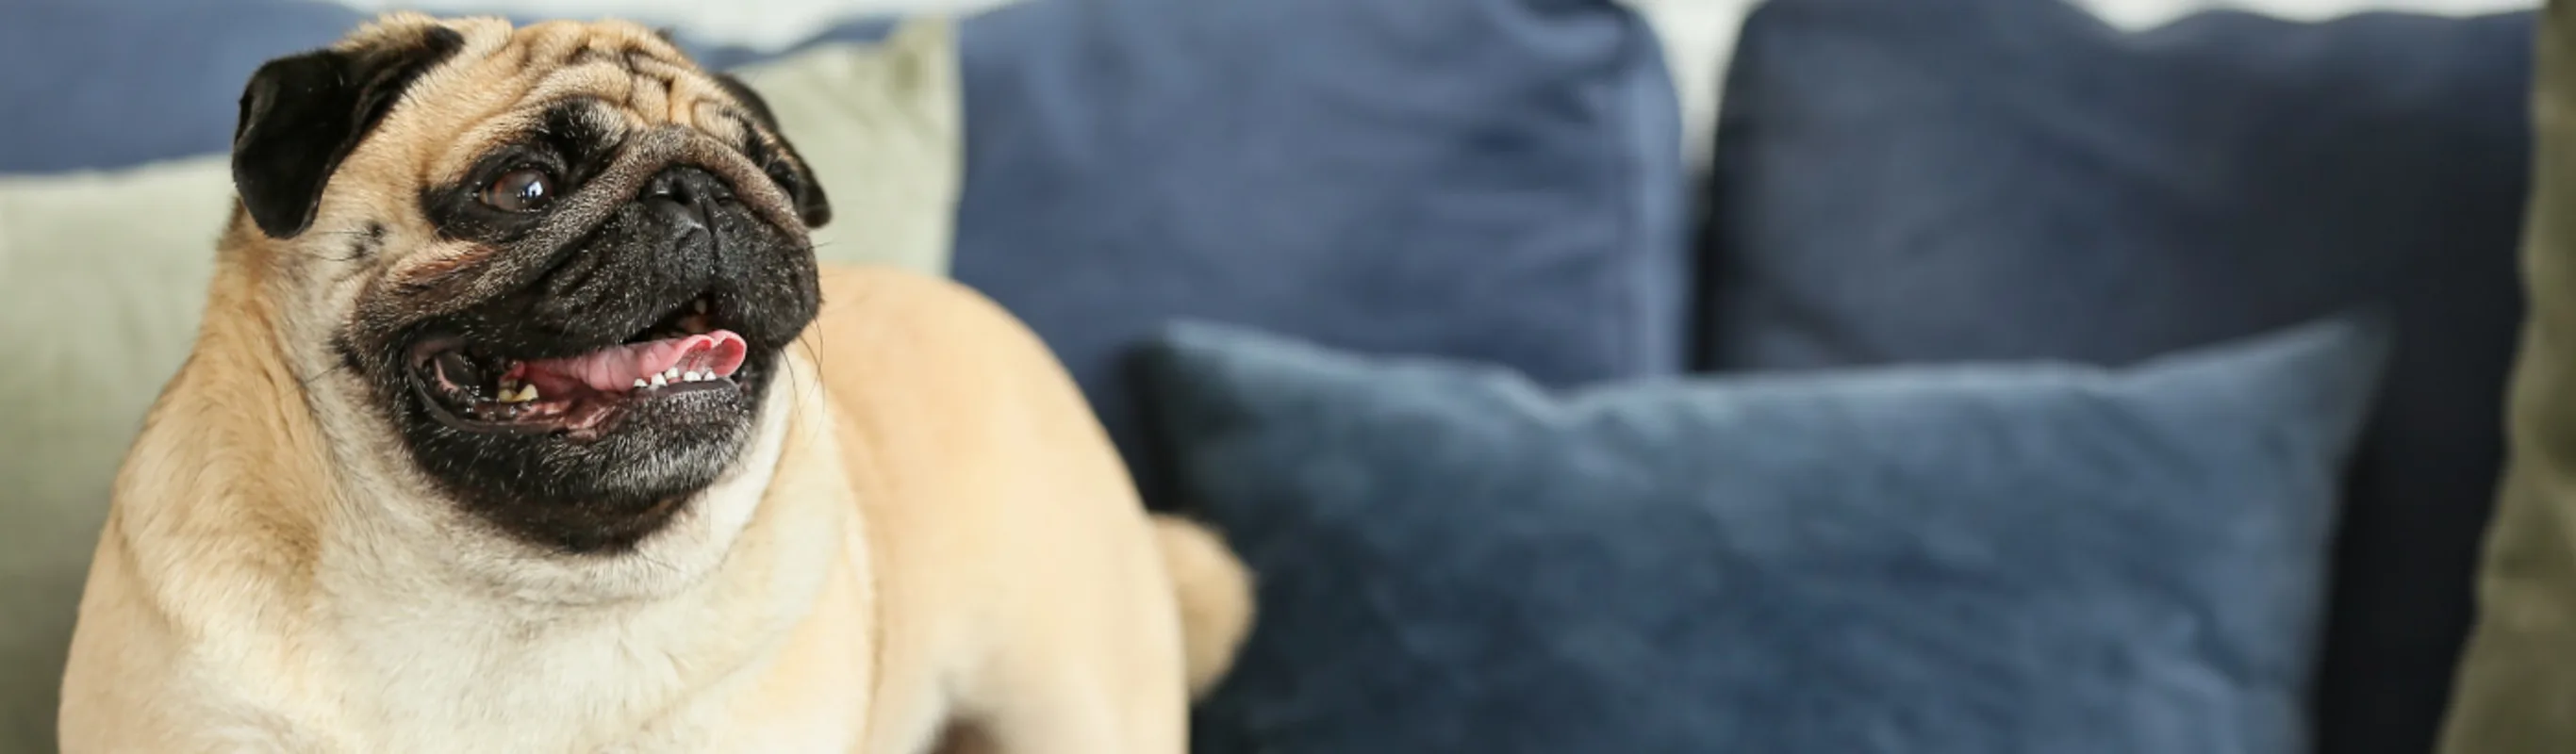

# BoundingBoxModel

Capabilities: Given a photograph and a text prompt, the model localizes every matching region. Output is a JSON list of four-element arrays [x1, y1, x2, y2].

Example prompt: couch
[[0, 0, 2555, 751]]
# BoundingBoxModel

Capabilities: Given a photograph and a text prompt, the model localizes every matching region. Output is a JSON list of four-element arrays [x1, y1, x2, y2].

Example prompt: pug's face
[[230, 15, 831, 554]]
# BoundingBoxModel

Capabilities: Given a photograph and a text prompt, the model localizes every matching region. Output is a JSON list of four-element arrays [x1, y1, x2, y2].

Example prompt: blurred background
[[0, 0, 2555, 752]]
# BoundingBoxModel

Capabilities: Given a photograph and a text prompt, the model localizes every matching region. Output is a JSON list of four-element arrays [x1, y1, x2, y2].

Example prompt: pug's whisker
[[791, 336, 831, 405], [290, 360, 358, 392]]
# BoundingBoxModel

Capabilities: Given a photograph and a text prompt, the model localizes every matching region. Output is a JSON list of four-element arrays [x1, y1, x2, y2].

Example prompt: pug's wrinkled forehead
[[232, 12, 829, 244]]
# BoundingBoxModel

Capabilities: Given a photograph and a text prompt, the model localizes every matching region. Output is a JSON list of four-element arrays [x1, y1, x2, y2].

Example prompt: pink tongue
[[525, 331, 749, 392]]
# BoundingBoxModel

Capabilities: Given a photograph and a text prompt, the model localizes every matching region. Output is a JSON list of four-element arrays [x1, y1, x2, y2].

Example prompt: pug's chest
[[331, 688, 858, 754], [237, 697, 854, 754], [292, 605, 869, 752]]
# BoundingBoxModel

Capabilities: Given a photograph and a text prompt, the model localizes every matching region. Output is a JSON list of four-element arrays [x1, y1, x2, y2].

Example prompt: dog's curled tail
[[1151, 515, 1254, 697]]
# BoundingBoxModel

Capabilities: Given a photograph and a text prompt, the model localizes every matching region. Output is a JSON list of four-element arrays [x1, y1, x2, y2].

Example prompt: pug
[[56, 14, 1252, 753]]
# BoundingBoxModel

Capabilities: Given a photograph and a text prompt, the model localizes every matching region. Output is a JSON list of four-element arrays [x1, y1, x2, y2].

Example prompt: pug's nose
[[639, 166, 731, 235]]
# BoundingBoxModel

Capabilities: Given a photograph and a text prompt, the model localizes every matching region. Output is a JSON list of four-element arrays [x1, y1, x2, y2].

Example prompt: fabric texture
[[0, 0, 896, 174], [1703, 2, 2532, 750], [950, 0, 1689, 507], [1142, 319, 2389, 754], [0, 0, 368, 173], [2438, 1, 2576, 749], [0, 25, 959, 750]]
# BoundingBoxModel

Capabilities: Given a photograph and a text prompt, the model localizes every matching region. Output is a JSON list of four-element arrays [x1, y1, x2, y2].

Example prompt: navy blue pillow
[[1704, 2, 2531, 750], [953, 0, 1689, 505], [0, 0, 867, 173], [0, 0, 366, 172], [1142, 318, 2389, 754]]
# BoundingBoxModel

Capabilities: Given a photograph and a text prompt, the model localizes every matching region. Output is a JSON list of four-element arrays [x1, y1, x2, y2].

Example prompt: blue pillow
[[0, 0, 873, 173], [1141, 318, 2388, 754], [0, 0, 365, 172], [1703, 2, 2530, 749], [953, 0, 1689, 504]]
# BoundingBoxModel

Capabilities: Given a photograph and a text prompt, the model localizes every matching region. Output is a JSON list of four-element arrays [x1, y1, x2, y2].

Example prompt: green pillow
[[747, 21, 959, 279], [0, 19, 956, 750], [0, 153, 230, 754], [2441, 3, 2576, 751]]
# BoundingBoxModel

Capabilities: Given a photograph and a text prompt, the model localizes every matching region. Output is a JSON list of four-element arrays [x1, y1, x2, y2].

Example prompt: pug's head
[[228, 15, 830, 555]]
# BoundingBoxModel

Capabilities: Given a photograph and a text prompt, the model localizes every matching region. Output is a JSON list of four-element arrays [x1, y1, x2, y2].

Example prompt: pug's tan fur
[[58, 14, 1250, 753]]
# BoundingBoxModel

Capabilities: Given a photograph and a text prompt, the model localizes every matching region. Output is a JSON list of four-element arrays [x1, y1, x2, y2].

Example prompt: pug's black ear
[[711, 73, 833, 228], [232, 26, 465, 239]]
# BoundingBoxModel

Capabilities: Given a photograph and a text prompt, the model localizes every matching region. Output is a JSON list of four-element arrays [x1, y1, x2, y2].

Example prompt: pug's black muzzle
[[360, 146, 823, 554], [432, 165, 816, 365]]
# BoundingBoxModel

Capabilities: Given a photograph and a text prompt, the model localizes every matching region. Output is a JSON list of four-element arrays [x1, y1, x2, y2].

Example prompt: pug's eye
[[480, 168, 555, 212]]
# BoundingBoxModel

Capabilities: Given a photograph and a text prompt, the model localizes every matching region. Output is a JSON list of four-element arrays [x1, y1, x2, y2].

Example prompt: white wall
[[2079, 0, 2532, 27]]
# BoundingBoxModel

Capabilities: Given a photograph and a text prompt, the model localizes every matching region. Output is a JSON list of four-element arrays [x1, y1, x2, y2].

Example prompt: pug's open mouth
[[405, 294, 763, 436]]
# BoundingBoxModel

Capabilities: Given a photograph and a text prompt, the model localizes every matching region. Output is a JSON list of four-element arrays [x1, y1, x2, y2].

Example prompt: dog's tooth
[[683, 370, 701, 382], [664, 367, 681, 381], [634, 378, 649, 389], [518, 385, 540, 403], [650, 373, 668, 388]]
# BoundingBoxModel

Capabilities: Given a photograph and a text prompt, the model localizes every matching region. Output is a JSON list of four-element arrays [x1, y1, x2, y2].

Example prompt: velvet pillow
[[1703, 2, 2531, 749], [1142, 318, 2386, 754], [0, 0, 366, 172], [951, 0, 1689, 505], [0, 0, 877, 173]]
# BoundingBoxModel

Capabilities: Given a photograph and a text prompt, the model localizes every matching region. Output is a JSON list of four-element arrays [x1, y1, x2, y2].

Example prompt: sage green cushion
[[0, 20, 956, 750], [2441, 4, 2576, 751]]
